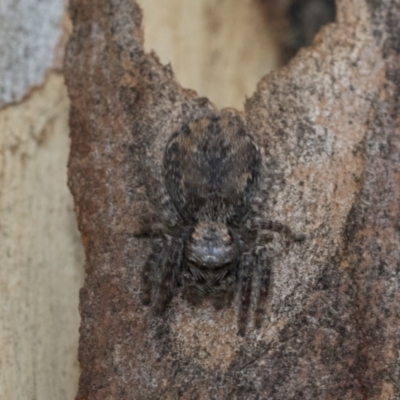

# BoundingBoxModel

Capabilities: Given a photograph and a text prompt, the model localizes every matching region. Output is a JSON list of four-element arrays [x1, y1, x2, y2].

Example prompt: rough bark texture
[[65, 0, 400, 399]]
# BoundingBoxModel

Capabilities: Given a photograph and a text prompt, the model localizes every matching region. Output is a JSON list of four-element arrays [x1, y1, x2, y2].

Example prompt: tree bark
[[65, 0, 400, 399]]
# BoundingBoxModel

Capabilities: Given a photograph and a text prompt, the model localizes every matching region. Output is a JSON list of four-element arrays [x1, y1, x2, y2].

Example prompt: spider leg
[[251, 218, 305, 244], [140, 238, 166, 305], [136, 170, 181, 239], [254, 247, 272, 329], [133, 216, 163, 238], [237, 252, 256, 336], [153, 237, 183, 315], [152, 172, 181, 230]]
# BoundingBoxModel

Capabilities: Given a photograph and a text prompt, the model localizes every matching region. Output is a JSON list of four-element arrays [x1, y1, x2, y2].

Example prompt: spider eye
[[186, 221, 238, 268]]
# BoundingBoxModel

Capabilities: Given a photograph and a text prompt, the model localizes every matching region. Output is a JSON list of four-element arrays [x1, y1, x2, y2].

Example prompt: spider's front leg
[[237, 251, 256, 336], [153, 236, 183, 315], [236, 247, 275, 334], [254, 247, 272, 330], [140, 236, 183, 314], [134, 175, 180, 239], [248, 196, 305, 244], [250, 218, 305, 245], [140, 238, 166, 305]]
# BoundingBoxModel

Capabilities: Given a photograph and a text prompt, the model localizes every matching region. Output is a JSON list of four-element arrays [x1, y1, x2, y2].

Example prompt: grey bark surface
[[0, 0, 66, 107], [65, 0, 400, 399]]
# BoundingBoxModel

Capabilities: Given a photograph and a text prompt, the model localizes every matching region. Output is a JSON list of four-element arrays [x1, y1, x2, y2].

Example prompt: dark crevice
[[258, 0, 336, 65], [341, 169, 369, 399], [287, 0, 336, 57]]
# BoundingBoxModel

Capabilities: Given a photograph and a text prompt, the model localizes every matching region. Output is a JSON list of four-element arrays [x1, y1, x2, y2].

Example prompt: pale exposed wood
[[141, 0, 278, 109], [0, 74, 84, 400], [0, 1, 84, 398]]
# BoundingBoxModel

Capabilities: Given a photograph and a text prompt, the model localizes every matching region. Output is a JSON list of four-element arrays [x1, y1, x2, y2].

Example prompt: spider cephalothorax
[[138, 110, 303, 335]]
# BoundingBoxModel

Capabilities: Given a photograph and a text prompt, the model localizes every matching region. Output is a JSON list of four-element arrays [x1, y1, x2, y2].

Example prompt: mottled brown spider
[[137, 110, 303, 335]]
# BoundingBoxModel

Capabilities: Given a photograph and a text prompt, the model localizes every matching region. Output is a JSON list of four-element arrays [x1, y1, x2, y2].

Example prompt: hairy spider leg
[[237, 252, 256, 336], [133, 215, 162, 238], [136, 172, 181, 237], [140, 238, 166, 305], [252, 218, 305, 244], [153, 237, 183, 315], [254, 248, 272, 329]]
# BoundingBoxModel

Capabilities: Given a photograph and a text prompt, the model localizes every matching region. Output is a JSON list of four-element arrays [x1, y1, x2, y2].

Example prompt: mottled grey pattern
[[137, 110, 303, 335], [0, 0, 64, 107]]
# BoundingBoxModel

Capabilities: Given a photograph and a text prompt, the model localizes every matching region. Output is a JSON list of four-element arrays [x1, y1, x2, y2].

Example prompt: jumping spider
[[137, 110, 303, 335]]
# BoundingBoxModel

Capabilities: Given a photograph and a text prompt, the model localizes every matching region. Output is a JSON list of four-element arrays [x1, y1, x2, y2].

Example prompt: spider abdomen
[[164, 112, 261, 222]]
